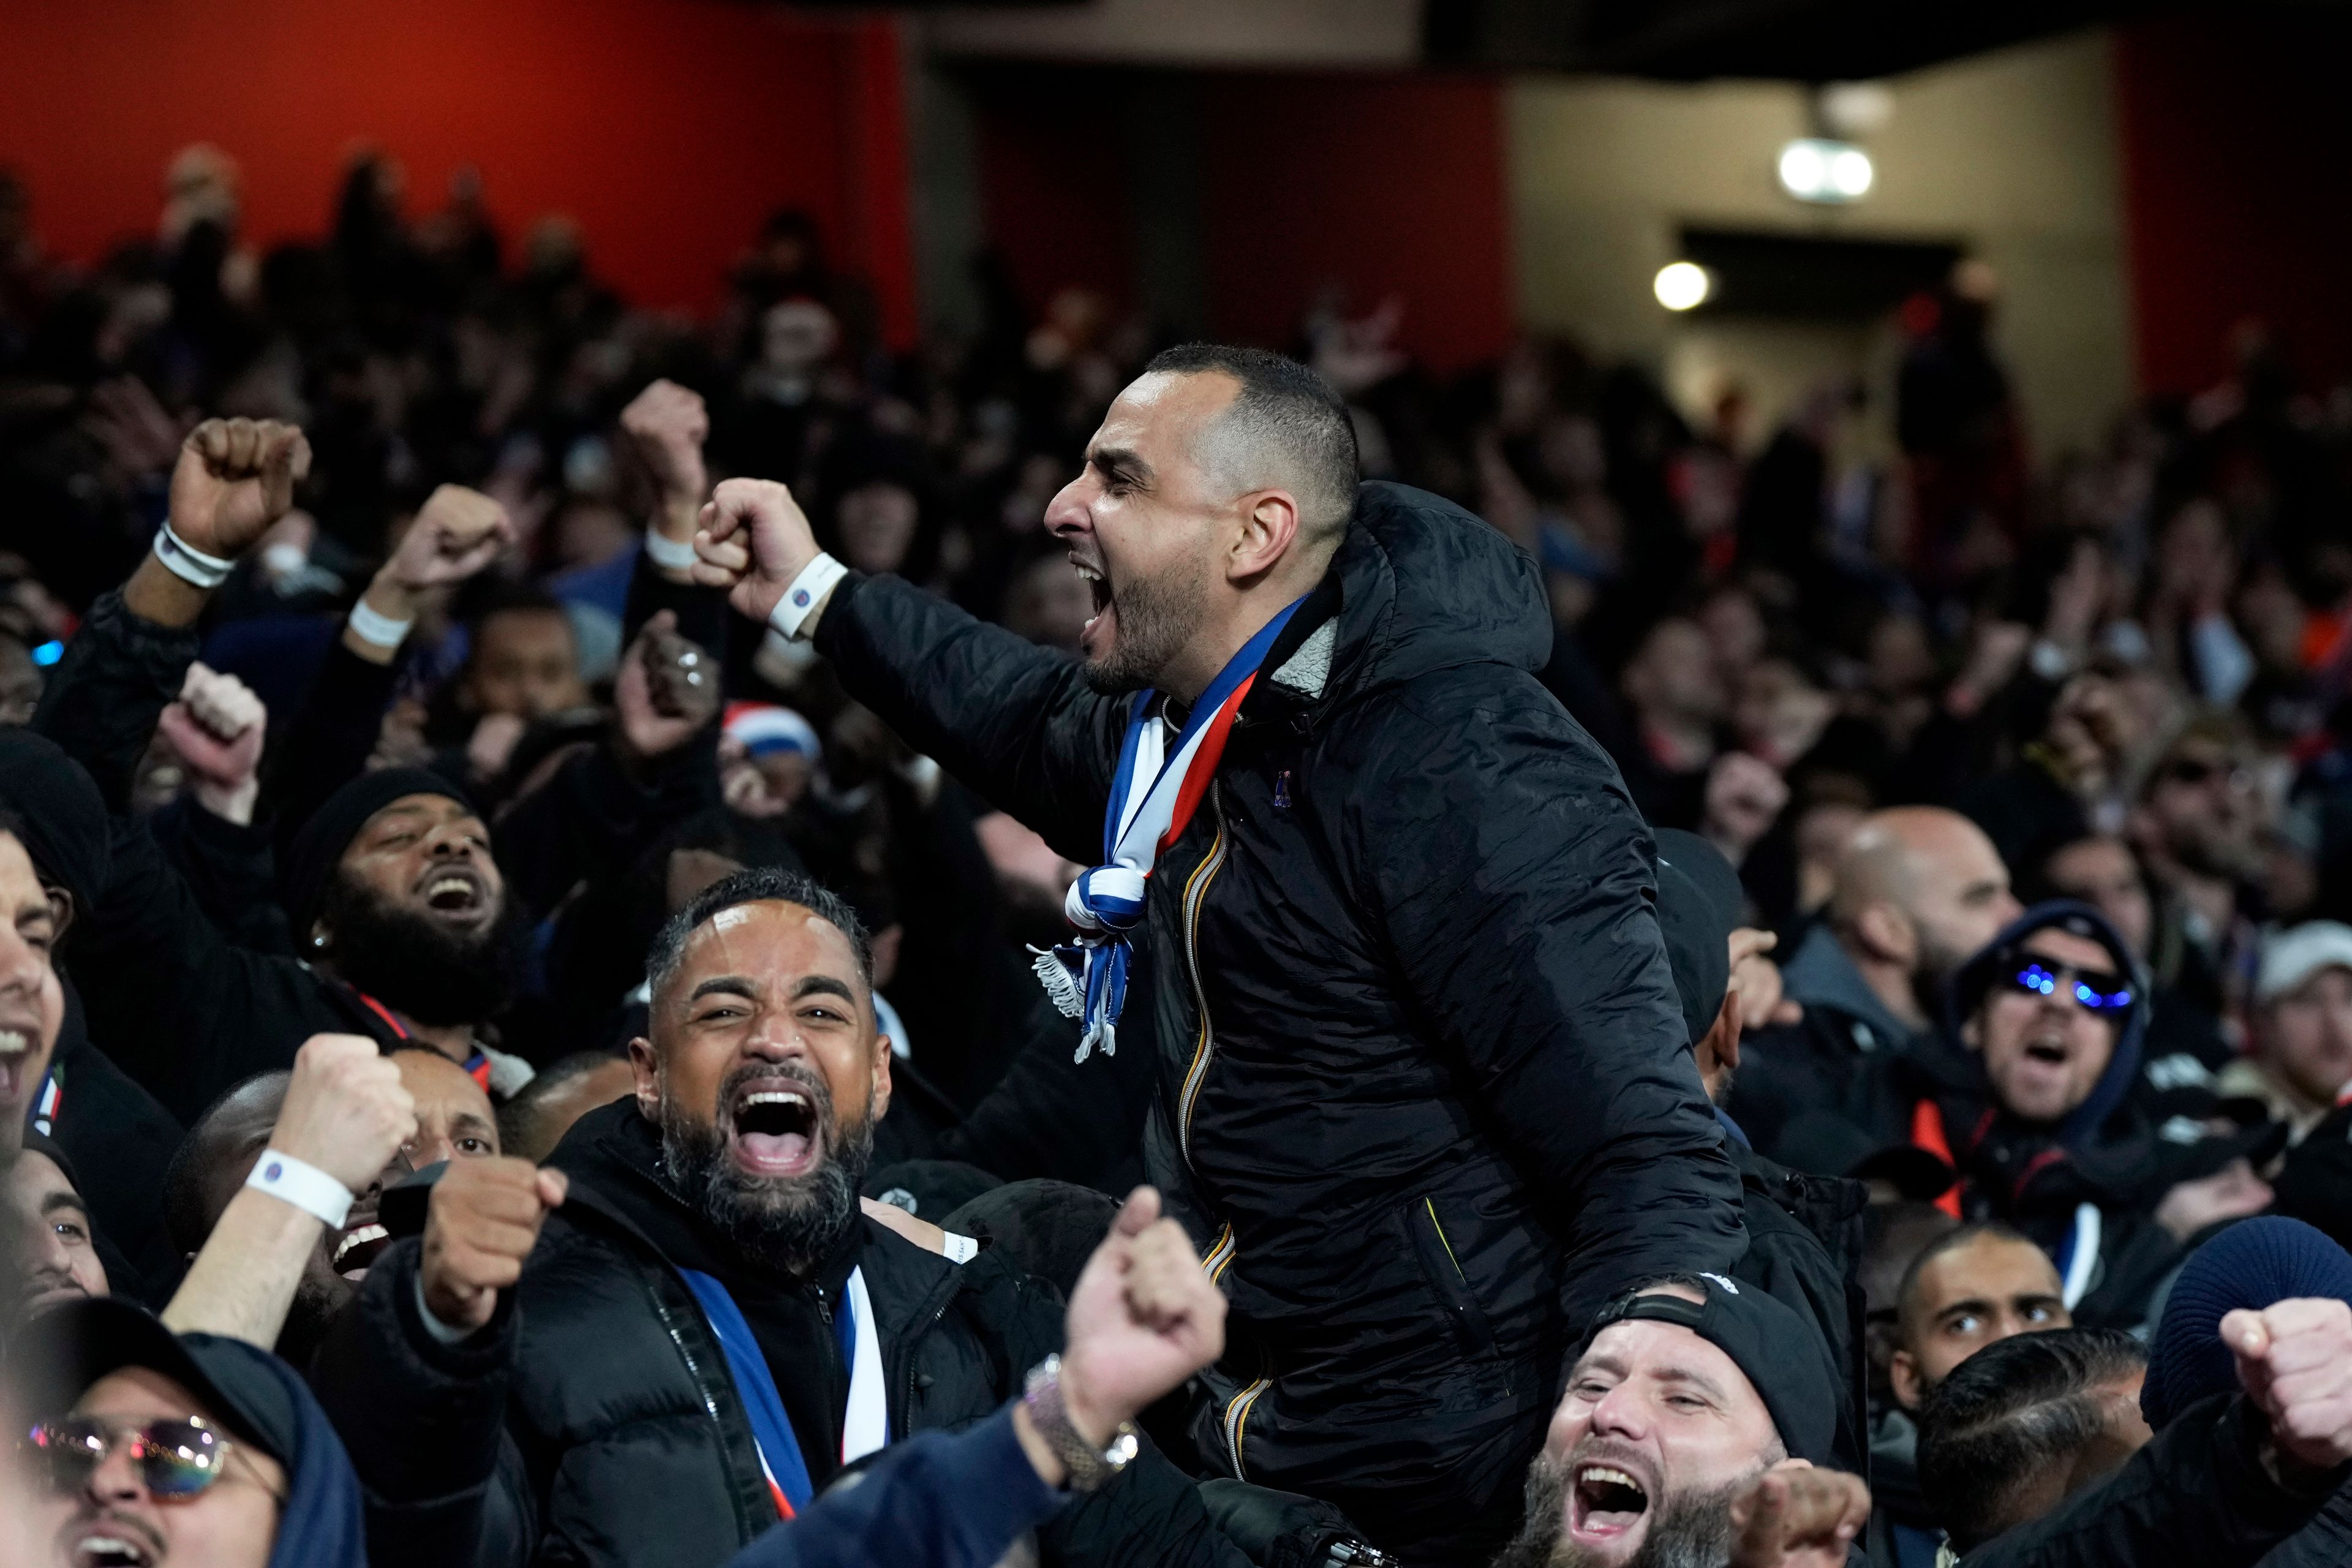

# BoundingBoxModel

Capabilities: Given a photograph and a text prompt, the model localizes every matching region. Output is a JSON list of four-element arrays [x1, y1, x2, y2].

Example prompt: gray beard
[[656, 1065, 873, 1272], [1491, 1453, 1759, 1568]]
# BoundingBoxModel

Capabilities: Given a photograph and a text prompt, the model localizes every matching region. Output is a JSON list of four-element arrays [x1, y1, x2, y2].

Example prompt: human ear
[[627, 1035, 661, 1118], [1229, 491, 1300, 582]]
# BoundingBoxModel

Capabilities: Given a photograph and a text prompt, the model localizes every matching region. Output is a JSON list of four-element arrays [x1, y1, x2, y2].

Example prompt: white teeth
[[428, 876, 473, 898], [1578, 1466, 1643, 1493], [1072, 564, 1102, 582], [76, 1537, 147, 1567], [741, 1091, 809, 1108], [0, 1028, 25, 1055], [334, 1223, 388, 1265]]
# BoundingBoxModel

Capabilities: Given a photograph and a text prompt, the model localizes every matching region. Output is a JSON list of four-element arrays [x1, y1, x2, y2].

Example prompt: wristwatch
[[1022, 1354, 1139, 1493]]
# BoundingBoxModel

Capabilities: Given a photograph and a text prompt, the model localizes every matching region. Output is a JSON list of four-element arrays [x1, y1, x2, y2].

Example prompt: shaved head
[[1141, 343, 1358, 548], [1833, 807, 2020, 995]]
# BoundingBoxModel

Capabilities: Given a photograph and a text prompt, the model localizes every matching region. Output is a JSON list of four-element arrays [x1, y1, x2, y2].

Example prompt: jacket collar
[[1780, 924, 1919, 1049], [545, 1101, 966, 1332]]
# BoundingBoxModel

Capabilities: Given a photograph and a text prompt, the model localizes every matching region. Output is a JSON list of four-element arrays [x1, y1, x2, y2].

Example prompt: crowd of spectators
[[7, 143, 2352, 1568]]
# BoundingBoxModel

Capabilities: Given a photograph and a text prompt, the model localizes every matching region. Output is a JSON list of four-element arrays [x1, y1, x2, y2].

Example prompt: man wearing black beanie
[[1493, 1273, 1869, 1568]]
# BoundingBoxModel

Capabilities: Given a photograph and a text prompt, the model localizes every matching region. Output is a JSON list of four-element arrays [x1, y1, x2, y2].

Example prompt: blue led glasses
[[2009, 960, 2133, 1013]]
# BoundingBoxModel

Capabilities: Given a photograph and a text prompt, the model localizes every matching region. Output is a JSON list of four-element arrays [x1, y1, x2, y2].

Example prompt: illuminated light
[[1829, 146, 1875, 198], [1653, 262, 1713, 312], [30, 640, 62, 666], [1777, 138, 1874, 204]]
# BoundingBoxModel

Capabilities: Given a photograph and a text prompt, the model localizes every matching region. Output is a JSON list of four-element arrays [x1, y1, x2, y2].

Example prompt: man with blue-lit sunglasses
[[1875, 903, 2280, 1332]]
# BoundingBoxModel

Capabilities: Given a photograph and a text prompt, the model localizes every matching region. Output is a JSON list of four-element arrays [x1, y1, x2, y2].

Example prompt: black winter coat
[[814, 480, 1745, 1558], [309, 1102, 1249, 1568], [1958, 1395, 2345, 1567]]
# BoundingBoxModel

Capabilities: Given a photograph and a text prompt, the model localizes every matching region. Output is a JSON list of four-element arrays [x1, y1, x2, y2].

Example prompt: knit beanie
[[2142, 1216, 2352, 1428], [281, 766, 474, 933]]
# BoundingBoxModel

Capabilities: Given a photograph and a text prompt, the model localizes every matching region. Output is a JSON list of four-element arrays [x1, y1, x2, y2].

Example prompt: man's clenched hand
[[1727, 1467, 1871, 1568], [270, 1035, 417, 1196], [421, 1156, 567, 1333], [2226, 1297, 2352, 1478], [614, 609, 719, 766], [156, 662, 268, 825], [168, 418, 312, 561], [693, 478, 821, 625], [1057, 1186, 1227, 1447], [620, 379, 711, 517]]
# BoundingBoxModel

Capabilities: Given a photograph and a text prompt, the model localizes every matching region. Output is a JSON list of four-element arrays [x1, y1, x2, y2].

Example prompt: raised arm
[[36, 418, 310, 811], [1343, 680, 1745, 1329], [618, 377, 729, 651], [693, 478, 1124, 862], [164, 1033, 415, 1347], [268, 484, 513, 842]]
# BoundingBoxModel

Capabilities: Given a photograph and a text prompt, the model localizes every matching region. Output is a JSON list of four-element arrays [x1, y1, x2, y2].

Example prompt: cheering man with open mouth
[[692, 342, 1744, 1562]]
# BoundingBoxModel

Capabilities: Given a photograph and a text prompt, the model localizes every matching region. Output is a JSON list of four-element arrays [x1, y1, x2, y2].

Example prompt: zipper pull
[[815, 1287, 834, 1325]]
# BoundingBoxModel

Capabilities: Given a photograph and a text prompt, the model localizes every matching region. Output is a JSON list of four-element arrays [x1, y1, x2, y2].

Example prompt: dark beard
[[319, 870, 526, 1028], [657, 1060, 872, 1272], [1081, 558, 1211, 696], [1491, 1450, 1755, 1568]]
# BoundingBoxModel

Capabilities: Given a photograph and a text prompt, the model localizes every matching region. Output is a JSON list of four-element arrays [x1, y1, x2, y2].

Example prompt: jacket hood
[[1940, 899, 2149, 1150], [1255, 481, 1551, 716]]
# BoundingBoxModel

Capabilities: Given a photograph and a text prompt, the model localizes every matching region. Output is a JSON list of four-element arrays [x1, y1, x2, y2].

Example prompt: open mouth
[[1569, 1462, 1651, 1547], [334, 1222, 391, 1281], [69, 1528, 160, 1567], [731, 1084, 821, 1178], [1072, 559, 1114, 648], [0, 1025, 29, 1108], [2023, 1034, 2071, 1067], [415, 865, 490, 922]]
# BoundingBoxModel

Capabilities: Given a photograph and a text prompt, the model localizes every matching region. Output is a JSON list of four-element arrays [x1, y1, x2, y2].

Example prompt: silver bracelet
[[154, 524, 235, 590]]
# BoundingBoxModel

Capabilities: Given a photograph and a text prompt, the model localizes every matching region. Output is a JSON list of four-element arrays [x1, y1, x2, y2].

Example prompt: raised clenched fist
[[2225, 1297, 2352, 1474], [1727, 1467, 1872, 1568], [168, 418, 312, 562], [1058, 1186, 1227, 1445], [270, 1035, 417, 1196], [156, 662, 267, 824], [619, 379, 711, 511], [613, 609, 719, 765], [693, 478, 821, 625], [421, 1156, 568, 1332]]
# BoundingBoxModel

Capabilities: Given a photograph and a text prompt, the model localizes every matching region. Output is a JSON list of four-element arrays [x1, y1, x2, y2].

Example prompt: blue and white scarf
[[1035, 598, 1307, 1061]]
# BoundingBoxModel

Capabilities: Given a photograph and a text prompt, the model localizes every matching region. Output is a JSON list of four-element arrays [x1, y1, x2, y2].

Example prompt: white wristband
[[244, 1149, 355, 1229], [766, 552, 848, 642], [643, 529, 700, 571], [154, 524, 235, 590], [345, 597, 415, 650], [943, 1232, 979, 1265]]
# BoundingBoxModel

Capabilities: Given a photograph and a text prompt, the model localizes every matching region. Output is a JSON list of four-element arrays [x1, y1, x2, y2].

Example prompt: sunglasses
[[2007, 960, 2133, 1013], [23, 1416, 274, 1502]]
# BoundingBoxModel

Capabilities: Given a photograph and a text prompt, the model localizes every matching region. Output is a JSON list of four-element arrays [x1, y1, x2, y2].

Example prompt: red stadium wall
[[1196, 73, 1510, 375], [0, 0, 917, 344], [973, 68, 1511, 375], [2114, 12, 2352, 396]]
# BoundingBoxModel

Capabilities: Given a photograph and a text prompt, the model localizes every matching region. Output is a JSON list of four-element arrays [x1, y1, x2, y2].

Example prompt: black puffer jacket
[[309, 1102, 1250, 1568], [816, 480, 1744, 1558]]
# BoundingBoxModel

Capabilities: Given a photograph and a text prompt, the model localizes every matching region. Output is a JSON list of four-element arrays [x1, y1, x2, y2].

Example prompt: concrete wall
[[1506, 29, 2132, 457]]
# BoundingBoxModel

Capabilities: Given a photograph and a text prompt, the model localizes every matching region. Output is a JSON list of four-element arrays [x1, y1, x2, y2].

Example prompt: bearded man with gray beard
[[311, 867, 1266, 1568]]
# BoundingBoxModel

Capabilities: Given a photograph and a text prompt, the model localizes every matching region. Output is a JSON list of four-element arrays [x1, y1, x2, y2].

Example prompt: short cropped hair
[[643, 866, 873, 1011], [1142, 342, 1358, 543], [1894, 1221, 2045, 1344], [1917, 1327, 2149, 1550]]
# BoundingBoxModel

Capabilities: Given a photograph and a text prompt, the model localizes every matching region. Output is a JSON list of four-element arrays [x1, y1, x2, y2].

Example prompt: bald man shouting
[[693, 343, 1743, 1562], [1729, 807, 2021, 1152]]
